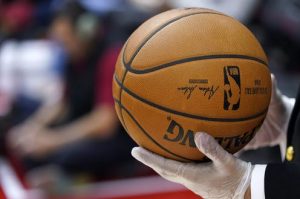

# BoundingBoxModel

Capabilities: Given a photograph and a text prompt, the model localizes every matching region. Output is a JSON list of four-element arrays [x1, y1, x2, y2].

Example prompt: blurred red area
[[0, 187, 6, 199], [53, 191, 200, 199], [51, 176, 202, 199], [0, 161, 202, 199], [1, 1, 34, 32]]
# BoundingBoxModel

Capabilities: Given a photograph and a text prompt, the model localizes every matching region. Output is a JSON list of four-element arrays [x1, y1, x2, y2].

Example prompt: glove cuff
[[233, 162, 253, 199]]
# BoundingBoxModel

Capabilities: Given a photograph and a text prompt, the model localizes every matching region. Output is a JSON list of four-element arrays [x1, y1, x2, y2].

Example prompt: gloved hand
[[243, 74, 295, 154], [132, 132, 253, 199]]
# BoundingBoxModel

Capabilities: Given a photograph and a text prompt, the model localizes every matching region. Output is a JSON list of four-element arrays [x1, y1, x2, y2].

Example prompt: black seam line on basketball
[[119, 70, 129, 131], [125, 11, 228, 66], [114, 98, 193, 162], [118, 42, 129, 132], [125, 54, 268, 74], [114, 75, 268, 122]]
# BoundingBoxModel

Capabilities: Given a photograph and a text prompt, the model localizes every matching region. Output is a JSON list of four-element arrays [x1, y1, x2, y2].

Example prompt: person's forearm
[[27, 100, 65, 126], [54, 105, 118, 146]]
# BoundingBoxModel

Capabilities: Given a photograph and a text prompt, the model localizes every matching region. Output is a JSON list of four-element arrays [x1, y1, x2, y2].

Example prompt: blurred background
[[0, 0, 299, 198]]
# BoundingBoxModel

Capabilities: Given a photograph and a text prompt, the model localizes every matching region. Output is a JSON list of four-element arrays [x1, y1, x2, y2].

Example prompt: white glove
[[243, 74, 295, 156], [132, 132, 253, 199]]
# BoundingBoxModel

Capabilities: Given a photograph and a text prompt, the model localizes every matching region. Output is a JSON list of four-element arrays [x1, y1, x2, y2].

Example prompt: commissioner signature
[[177, 85, 197, 99], [199, 85, 219, 100]]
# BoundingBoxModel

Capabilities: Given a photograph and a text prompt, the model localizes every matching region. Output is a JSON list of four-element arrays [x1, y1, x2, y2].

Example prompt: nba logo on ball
[[113, 8, 272, 161], [223, 66, 241, 111]]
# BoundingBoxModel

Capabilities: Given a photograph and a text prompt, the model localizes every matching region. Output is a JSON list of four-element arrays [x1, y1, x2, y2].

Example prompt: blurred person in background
[[0, 0, 168, 194], [0, 39, 65, 124], [0, 0, 67, 158], [5, 1, 137, 190]]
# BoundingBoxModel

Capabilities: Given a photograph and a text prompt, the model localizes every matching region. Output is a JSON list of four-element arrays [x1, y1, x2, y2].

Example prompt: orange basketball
[[113, 8, 272, 161]]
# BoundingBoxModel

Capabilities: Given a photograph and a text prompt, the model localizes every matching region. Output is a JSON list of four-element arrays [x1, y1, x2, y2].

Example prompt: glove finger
[[131, 147, 186, 179], [194, 132, 235, 168]]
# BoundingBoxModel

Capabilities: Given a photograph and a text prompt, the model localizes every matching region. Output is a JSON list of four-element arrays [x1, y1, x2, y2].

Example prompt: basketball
[[112, 8, 272, 161]]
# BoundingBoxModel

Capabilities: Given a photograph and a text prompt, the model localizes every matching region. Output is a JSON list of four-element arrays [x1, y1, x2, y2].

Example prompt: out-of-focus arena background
[[0, 0, 299, 198]]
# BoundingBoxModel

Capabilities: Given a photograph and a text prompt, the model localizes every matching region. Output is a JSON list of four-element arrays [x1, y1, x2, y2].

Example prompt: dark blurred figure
[[244, 0, 300, 99], [251, 0, 300, 73], [6, 1, 136, 187]]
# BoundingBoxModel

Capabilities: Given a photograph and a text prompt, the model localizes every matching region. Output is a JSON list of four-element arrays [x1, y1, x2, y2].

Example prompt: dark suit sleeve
[[265, 163, 300, 199]]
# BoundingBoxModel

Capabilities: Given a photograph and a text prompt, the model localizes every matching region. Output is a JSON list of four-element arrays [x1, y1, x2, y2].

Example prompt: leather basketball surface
[[113, 8, 272, 161]]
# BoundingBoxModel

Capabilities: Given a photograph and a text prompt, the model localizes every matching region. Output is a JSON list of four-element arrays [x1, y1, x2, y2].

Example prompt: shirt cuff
[[251, 164, 267, 199]]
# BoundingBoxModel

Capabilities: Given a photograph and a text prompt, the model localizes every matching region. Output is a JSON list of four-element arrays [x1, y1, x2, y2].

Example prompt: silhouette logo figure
[[223, 66, 241, 110]]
